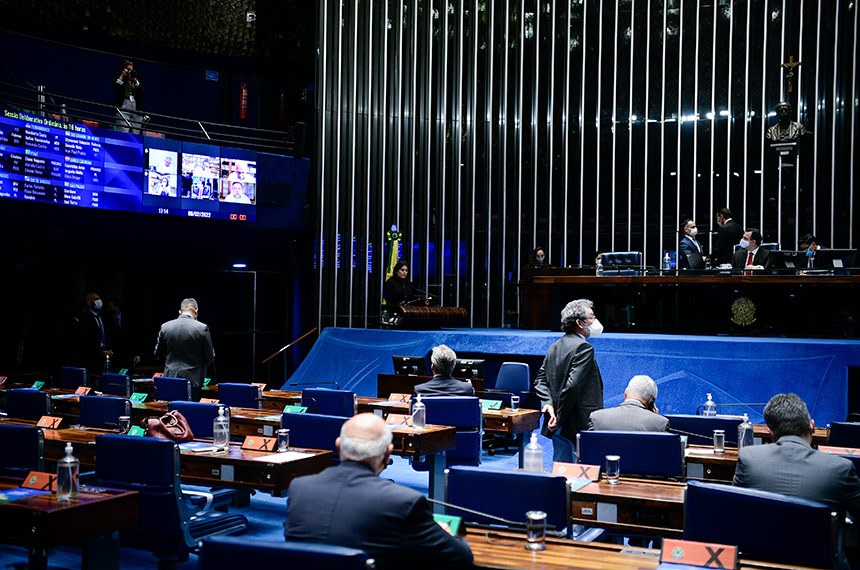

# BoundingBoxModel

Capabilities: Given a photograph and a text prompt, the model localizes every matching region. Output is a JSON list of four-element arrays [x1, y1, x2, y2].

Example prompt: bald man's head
[[337, 413, 393, 474]]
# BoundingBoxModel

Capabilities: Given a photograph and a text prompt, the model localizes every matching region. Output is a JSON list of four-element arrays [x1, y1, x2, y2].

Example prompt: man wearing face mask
[[534, 299, 605, 462], [714, 208, 744, 266], [678, 219, 707, 270], [798, 234, 827, 269], [732, 228, 774, 272], [72, 292, 114, 375]]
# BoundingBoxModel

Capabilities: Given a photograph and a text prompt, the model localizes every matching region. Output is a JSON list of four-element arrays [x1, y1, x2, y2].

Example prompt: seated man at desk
[[413, 345, 475, 397], [587, 375, 668, 432], [284, 413, 473, 569], [732, 228, 774, 272], [733, 393, 860, 518]]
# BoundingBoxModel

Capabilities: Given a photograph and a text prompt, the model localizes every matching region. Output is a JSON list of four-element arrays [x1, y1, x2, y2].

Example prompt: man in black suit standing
[[413, 344, 475, 397], [285, 413, 473, 569], [72, 292, 114, 375], [154, 298, 214, 401], [732, 228, 774, 272], [714, 208, 744, 266]]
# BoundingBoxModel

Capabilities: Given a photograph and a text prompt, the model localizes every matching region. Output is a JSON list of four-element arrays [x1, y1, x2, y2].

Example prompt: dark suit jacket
[[534, 333, 604, 441], [678, 236, 705, 270], [285, 461, 472, 570], [588, 399, 669, 432], [732, 247, 774, 270], [414, 374, 475, 397], [73, 309, 114, 374], [733, 435, 860, 519], [715, 219, 744, 265], [153, 314, 215, 387]]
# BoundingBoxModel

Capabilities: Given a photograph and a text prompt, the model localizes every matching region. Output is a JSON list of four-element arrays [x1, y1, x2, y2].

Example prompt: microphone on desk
[[289, 381, 341, 390]]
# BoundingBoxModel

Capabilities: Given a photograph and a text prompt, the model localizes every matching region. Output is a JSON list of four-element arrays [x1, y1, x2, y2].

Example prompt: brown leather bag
[[143, 410, 194, 442]]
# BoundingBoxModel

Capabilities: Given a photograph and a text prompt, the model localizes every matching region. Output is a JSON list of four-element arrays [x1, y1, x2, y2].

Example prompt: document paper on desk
[[252, 450, 313, 464], [0, 488, 49, 502]]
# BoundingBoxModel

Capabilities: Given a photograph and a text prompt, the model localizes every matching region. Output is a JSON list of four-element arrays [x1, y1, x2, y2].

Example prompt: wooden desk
[[0, 478, 138, 570], [754, 424, 828, 447], [684, 445, 738, 482], [570, 478, 686, 538]]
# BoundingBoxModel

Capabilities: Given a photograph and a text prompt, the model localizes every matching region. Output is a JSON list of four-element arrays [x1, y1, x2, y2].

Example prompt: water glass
[[605, 454, 621, 485], [118, 415, 131, 433], [525, 510, 547, 551], [713, 429, 725, 454], [277, 429, 290, 452], [510, 395, 520, 410]]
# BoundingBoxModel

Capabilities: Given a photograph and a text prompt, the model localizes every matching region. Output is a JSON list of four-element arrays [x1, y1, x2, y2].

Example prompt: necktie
[[96, 315, 106, 348], [808, 253, 814, 269], [744, 251, 754, 276]]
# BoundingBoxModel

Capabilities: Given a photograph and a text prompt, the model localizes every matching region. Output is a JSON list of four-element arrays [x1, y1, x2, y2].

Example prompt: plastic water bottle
[[104, 354, 111, 374], [738, 413, 754, 450], [524, 433, 544, 472], [702, 393, 717, 416], [56, 442, 79, 500], [213, 407, 230, 449], [412, 395, 426, 430], [662, 251, 671, 272]]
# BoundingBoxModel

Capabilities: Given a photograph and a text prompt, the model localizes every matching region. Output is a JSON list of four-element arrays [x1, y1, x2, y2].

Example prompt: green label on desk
[[129, 392, 148, 402], [204, 377, 212, 386], [283, 405, 308, 414], [118, 368, 129, 375], [31, 380, 45, 390], [433, 514, 462, 536], [479, 399, 502, 410], [127, 426, 145, 437]]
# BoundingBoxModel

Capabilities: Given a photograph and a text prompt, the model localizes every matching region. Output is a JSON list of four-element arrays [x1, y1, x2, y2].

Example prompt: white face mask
[[584, 317, 604, 339], [739, 239, 751, 249], [93, 299, 103, 311], [689, 227, 698, 238]]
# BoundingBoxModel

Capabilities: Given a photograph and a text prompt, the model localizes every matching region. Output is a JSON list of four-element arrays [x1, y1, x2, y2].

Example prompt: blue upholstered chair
[[101, 372, 132, 397], [155, 376, 193, 402], [5, 388, 52, 420], [494, 362, 530, 395], [0, 424, 44, 476], [412, 396, 482, 471], [446, 466, 570, 536], [827, 422, 860, 448], [665, 414, 744, 446], [281, 412, 347, 457], [168, 401, 230, 439], [685, 480, 839, 568], [200, 536, 369, 570], [93, 434, 248, 567], [78, 395, 131, 429], [576, 430, 684, 479], [217, 382, 262, 409], [58, 366, 89, 389], [301, 388, 356, 417]]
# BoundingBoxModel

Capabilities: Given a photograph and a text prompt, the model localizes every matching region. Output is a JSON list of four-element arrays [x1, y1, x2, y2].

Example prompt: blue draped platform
[[284, 328, 860, 426]]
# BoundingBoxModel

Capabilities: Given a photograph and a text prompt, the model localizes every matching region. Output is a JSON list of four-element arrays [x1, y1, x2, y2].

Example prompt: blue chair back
[[5, 388, 52, 420], [685, 480, 838, 568], [94, 434, 247, 564], [168, 401, 229, 439], [200, 537, 368, 570], [414, 396, 482, 469], [217, 382, 262, 409], [79, 395, 131, 429], [101, 373, 132, 397], [828, 422, 860, 447], [494, 362, 530, 393], [280, 412, 347, 454], [155, 376, 193, 402], [665, 414, 744, 446], [577, 430, 684, 478], [0, 424, 45, 473], [301, 388, 355, 417], [59, 366, 89, 389], [447, 466, 569, 535]]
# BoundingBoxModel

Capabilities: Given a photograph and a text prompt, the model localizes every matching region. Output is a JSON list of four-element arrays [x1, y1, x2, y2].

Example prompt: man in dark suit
[[732, 228, 774, 271], [72, 292, 114, 375], [714, 207, 744, 266], [153, 298, 215, 401], [534, 298, 605, 462], [678, 219, 707, 270], [413, 344, 474, 397], [588, 375, 668, 432], [733, 393, 860, 519], [284, 413, 473, 569]]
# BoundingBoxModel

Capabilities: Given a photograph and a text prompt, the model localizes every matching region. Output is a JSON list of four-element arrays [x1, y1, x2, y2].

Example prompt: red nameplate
[[153, 372, 164, 377], [241, 436, 277, 451], [199, 397, 220, 404], [0, 375, 7, 385], [388, 393, 411, 403], [385, 414, 413, 427], [819, 445, 860, 456], [74, 386, 92, 395], [661, 538, 738, 569], [22, 471, 57, 492], [37, 416, 63, 429], [552, 462, 600, 481]]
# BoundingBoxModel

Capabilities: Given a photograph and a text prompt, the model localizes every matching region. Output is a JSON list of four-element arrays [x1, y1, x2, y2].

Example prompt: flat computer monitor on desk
[[391, 355, 427, 376], [774, 249, 857, 273], [452, 359, 485, 380]]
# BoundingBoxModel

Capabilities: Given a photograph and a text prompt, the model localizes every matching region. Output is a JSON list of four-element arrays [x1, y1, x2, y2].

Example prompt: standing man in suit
[[714, 208, 744, 266], [678, 219, 707, 270], [534, 298, 605, 462], [734, 393, 860, 519], [732, 228, 774, 272], [588, 375, 668, 432], [154, 298, 214, 401], [285, 413, 473, 569], [72, 292, 114, 375], [413, 344, 475, 397]]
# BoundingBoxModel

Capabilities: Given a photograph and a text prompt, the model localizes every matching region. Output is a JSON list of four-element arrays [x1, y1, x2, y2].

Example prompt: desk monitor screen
[[810, 248, 858, 271], [392, 355, 427, 376], [452, 359, 486, 380], [773, 250, 803, 270]]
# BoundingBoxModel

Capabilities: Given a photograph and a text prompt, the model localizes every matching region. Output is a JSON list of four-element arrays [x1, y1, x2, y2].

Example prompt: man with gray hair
[[154, 297, 215, 401], [588, 375, 668, 432], [535, 299, 605, 461], [285, 414, 473, 569], [413, 344, 475, 397]]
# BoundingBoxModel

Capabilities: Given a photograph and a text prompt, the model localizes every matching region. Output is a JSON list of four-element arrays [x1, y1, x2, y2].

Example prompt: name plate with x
[[659, 538, 738, 569]]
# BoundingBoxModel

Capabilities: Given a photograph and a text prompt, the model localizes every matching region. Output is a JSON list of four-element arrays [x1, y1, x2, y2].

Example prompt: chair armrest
[[183, 489, 214, 511]]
